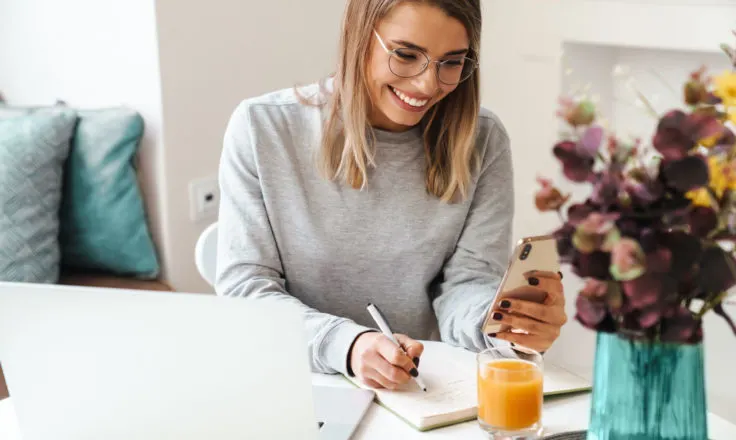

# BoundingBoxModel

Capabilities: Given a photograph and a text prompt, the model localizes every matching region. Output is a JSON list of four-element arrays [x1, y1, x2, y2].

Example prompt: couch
[[0, 100, 171, 400]]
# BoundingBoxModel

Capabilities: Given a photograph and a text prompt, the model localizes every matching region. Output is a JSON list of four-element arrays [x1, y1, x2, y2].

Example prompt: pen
[[366, 303, 428, 392]]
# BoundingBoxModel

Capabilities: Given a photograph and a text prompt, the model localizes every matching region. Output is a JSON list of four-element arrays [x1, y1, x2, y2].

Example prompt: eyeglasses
[[373, 30, 478, 86]]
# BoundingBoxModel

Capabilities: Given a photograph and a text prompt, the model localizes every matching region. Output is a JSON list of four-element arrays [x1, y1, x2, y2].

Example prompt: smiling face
[[367, 3, 471, 132]]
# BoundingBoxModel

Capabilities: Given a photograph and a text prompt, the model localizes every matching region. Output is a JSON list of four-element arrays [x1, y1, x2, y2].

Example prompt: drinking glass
[[477, 345, 544, 439]]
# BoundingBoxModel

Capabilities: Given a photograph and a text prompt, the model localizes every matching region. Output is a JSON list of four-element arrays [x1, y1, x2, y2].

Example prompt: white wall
[[0, 0, 346, 293], [0, 0, 168, 279], [153, 0, 345, 293]]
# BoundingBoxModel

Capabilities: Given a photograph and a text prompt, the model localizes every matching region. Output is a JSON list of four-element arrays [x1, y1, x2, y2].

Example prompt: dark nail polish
[[413, 357, 420, 368], [500, 300, 511, 309], [558, 271, 564, 279], [493, 312, 503, 321], [529, 277, 540, 286], [410, 368, 419, 377], [489, 333, 497, 337]]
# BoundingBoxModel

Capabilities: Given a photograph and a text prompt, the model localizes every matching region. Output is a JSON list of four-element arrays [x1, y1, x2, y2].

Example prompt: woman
[[216, 0, 567, 390]]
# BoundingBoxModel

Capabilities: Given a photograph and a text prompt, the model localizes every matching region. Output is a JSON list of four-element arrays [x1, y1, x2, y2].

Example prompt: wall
[[0, 0, 168, 281], [0, 0, 346, 294], [153, 0, 345, 293]]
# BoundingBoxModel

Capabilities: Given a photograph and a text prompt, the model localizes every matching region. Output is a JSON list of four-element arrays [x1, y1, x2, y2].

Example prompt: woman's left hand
[[491, 270, 567, 353]]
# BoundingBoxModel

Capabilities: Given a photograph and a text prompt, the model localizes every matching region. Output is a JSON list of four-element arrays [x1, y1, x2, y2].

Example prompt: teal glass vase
[[587, 332, 708, 440]]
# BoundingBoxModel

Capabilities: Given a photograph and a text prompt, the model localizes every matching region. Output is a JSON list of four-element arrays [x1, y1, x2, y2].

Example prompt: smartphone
[[482, 235, 560, 335]]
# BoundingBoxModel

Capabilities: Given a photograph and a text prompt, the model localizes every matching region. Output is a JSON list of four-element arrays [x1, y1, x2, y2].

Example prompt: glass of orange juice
[[477, 345, 544, 439]]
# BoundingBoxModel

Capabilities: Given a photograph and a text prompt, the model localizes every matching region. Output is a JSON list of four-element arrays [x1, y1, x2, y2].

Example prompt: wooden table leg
[[0, 363, 8, 399]]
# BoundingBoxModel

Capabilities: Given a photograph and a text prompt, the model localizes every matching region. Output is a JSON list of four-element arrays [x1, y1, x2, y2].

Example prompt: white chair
[[194, 222, 219, 287]]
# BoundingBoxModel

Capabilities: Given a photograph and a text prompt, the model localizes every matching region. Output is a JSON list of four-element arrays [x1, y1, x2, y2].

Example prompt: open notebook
[[344, 341, 590, 431]]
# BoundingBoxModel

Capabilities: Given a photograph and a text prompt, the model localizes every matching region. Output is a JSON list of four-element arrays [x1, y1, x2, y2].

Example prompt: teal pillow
[[0, 105, 160, 279], [0, 108, 77, 283], [59, 108, 160, 279]]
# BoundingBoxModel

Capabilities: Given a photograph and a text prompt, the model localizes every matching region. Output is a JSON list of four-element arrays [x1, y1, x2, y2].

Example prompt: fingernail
[[529, 277, 540, 286], [558, 271, 564, 279], [413, 357, 420, 368], [489, 333, 497, 337], [492, 312, 503, 321], [410, 368, 418, 377], [500, 300, 511, 309]]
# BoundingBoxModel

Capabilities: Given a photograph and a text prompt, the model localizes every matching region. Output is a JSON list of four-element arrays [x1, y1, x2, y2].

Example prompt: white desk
[[2, 375, 736, 439]]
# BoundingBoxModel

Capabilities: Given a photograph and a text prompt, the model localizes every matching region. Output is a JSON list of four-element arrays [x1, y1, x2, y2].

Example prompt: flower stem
[[696, 291, 728, 318], [696, 247, 736, 318]]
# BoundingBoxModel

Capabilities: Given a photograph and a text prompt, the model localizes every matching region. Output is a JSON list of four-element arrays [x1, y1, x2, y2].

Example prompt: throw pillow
[[0, 104, 161, 279], [0, 108, 77, 283], [58, 107, 160, 279]]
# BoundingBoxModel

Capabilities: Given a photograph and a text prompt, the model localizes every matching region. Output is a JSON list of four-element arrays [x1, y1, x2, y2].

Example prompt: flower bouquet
[[536, 32, 736, 440]]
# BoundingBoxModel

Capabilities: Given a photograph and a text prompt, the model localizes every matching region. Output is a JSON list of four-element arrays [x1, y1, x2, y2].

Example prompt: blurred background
[[1, 0, 735, 421]]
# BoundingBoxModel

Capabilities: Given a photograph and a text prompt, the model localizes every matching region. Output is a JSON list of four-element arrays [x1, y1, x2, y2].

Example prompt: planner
[[345, 341, 591, 431]]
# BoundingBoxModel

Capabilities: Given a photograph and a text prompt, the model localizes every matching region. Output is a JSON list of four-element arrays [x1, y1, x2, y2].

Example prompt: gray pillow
[[0, 108, 77, 282]]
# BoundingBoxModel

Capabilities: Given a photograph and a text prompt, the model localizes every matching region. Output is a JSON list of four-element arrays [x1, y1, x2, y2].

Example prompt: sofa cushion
[[0, 108, 77, 283], [0, 104, 161, 279], [58, 108, 160, 279]]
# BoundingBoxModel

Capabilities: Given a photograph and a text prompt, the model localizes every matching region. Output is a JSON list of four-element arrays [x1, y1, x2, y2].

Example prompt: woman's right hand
[[349, 332, 424, 390]]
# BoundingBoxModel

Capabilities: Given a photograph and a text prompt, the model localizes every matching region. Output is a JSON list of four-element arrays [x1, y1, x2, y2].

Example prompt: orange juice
[[477, 359, 543, 430]]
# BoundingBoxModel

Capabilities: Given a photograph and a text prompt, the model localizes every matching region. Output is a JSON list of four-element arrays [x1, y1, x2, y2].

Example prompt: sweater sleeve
[[214, 101, 374, 376], [432, 121, 514, 352]]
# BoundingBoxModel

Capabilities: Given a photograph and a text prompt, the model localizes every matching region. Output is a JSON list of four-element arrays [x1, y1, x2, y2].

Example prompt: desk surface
[[2, 374, 735, 439]]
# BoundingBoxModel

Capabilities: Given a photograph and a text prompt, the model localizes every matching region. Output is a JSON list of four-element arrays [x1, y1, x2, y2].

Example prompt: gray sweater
[[215, 83, 514, 376]]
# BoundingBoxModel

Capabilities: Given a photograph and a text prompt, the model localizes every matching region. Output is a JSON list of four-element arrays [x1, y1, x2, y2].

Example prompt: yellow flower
[[728, 108, 736, 126], [686, 156, 736, 207], [687, 188, 712, 208], [714, 70, 736, 107], [700, 133, 721, 148]]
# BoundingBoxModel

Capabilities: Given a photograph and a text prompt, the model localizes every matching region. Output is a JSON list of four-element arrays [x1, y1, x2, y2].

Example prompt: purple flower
[[554, 223, 576, 263], [622, 273, 662, 309], [659, 231, 703, 281], [688, 207, 718, 238], [660, 155, 710, 192], [574, 251, 613, 280], [653, 110, 729, 160], [575, 280, 618, 333], [553, 141, 595, 183], [575, 295, 607, 330], [610, 238, 646, 281], [572, 212, 621, 253], [696, 246, 736, 295], [624, 167, 664, 205], [646, 247, 673, 274], [580, 125, 604, 156], [591, 171, 621, 207], [660, 306, 703, 344], [567, 202, 596, 226]]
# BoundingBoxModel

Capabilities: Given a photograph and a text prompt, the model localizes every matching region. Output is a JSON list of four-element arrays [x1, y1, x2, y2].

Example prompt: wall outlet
[[189, 177, 220, 223]]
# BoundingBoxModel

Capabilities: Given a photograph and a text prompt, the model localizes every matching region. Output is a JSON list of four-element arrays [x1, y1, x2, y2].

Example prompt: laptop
[[0, 282, 374, 440]]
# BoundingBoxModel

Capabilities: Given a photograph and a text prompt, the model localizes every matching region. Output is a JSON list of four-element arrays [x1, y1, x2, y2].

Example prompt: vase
[[587, 332, 708, 440]]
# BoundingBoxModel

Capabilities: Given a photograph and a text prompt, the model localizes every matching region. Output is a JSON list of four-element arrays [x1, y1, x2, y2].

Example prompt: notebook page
[[346, 341, 478, 424], [542, 363, 591, 395], [374, 359, 476, 419]]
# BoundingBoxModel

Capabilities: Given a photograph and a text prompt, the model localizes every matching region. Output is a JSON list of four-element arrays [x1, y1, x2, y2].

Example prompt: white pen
[[366, 303, 428, 392]]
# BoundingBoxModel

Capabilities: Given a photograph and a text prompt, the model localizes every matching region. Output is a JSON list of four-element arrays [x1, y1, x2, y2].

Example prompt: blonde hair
[[308, 0, 482, 203]]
